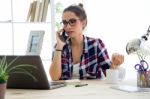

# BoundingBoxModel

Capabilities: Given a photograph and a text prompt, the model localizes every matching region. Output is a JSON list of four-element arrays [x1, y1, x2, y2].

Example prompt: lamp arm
[[141, 25, 150, 41]]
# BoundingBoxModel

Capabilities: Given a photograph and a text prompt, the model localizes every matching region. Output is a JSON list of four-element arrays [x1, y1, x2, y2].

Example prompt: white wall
[[84, 0, 150, 79]]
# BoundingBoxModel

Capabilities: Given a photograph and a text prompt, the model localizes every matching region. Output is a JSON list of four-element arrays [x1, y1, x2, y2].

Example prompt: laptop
[[0, 55, 66, 89]]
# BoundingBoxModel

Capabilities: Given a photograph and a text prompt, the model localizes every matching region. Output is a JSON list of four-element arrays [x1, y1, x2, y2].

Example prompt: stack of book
[[26, 0, 50, 22]]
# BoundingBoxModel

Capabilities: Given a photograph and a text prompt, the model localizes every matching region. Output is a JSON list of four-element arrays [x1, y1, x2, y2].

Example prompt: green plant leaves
[[0, 56, 37, 83]]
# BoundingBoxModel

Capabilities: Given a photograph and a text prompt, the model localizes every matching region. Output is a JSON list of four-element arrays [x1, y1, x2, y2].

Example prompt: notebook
[[0, 55, 66, 89]]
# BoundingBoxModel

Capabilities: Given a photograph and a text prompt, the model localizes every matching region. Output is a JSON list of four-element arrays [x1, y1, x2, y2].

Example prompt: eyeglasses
[[60, 18, 80, 27]]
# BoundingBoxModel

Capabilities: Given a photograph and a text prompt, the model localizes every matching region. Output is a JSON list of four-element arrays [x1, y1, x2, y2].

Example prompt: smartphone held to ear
[[59, 30, 68, 43]]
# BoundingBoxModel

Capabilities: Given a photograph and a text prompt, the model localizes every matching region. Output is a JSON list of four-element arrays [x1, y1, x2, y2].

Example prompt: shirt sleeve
[[96, 39, 112, 70]]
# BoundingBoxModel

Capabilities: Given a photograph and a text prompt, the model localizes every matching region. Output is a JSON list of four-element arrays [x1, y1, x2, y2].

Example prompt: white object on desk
[[111, 85, 150, 92], [106, 67, 126, 84]]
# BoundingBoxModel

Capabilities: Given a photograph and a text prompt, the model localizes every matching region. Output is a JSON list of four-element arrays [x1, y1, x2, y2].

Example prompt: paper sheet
[[110, 85, 150, 92]]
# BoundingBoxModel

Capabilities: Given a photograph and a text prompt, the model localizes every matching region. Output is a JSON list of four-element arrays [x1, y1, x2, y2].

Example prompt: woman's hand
[[111, 53, 124, 69], [55, 29, 67, 50]]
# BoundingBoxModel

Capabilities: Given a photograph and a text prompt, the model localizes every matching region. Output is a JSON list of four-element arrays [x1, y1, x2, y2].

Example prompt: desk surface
[[5, 79, 150, 99]]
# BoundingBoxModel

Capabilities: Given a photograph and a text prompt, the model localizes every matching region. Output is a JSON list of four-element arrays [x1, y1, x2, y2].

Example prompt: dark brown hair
[[63, 3, 87, 28]]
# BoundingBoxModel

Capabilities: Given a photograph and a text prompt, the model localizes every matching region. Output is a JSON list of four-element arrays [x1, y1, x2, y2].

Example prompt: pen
[[75, 83, 88, 87]]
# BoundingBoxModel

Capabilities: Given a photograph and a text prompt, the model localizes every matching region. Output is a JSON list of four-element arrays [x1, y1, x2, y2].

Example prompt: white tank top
[[72, 63, 80, 79]]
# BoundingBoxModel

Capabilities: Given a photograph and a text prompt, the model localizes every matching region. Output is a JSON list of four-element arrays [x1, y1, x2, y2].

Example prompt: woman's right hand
[[55, 29, 67, 50], [111, 53, 124, 69]]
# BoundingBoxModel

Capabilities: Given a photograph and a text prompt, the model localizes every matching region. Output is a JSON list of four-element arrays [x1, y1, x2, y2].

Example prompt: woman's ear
[[82, 20, 87, 29]]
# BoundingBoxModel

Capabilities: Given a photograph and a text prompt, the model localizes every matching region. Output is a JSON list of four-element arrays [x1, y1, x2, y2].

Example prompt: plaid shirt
[[52, 35, 111, 80]]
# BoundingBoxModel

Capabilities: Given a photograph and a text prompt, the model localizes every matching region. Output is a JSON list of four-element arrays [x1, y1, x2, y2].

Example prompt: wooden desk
[[5, 79, 150, 99]]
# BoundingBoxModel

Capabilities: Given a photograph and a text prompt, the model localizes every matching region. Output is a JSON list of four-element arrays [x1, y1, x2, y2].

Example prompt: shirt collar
[[65, 35, 88, 54]]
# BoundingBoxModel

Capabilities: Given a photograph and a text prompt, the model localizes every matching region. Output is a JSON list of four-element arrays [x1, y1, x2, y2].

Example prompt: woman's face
[[61, 11, 85, 38]]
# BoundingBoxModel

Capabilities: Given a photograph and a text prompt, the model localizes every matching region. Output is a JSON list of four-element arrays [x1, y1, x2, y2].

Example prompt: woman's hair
[[63, 3, 87, 28]]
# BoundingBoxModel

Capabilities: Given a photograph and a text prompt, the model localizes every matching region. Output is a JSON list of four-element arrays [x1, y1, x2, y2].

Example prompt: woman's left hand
[[111, 53, 124, 69]]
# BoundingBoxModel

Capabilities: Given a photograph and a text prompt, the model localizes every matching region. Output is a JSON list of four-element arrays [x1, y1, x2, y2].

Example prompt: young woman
[[50, 3, 124, 81]]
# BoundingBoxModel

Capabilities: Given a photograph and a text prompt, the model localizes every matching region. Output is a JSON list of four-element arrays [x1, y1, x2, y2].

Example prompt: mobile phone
[[59, 30, 68, 43]]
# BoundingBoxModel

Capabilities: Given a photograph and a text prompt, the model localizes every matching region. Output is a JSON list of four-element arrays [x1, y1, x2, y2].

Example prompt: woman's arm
[[49, 50, 62, 81], [49, 29, 66, 81]]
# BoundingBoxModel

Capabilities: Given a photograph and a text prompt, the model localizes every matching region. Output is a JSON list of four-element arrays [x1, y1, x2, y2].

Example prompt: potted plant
[[0, 56, 37, 99]]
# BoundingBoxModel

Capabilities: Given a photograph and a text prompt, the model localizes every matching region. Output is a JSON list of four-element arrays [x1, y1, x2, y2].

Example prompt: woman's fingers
[[111, 53, 124, 67], [56, 29, 63, 38], [55, 29, 66, 49]]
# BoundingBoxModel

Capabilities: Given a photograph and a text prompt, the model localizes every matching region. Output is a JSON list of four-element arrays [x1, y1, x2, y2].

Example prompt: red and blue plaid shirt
[[52, 35, 111, 80]]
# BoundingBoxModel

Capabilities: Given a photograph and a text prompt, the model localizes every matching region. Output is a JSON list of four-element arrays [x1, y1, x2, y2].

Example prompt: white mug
[[106, 67, 126, 84]]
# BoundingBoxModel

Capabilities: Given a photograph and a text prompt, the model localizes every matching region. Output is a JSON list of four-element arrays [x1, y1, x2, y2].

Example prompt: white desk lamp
[[126, 26, 150, 54]]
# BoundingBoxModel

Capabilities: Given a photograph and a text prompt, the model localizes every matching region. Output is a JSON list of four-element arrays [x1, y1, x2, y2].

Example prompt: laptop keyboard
[[49, 81, 66, 89]]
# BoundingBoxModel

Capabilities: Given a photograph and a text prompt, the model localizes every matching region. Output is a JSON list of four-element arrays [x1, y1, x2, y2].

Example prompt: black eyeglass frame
[[60, 18, 81, 27]]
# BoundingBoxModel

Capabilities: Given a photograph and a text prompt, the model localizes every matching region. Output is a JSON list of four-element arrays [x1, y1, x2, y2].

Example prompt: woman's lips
[[67, 31, 73, 35]]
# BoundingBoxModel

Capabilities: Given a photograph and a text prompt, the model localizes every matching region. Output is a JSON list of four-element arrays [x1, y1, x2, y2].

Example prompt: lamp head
[[126, 38, 141, 54], [126, 25, 150, 54]]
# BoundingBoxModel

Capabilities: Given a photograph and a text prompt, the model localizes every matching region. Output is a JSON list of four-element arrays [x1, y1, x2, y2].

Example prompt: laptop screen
[[1, 55, 50, 89]]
